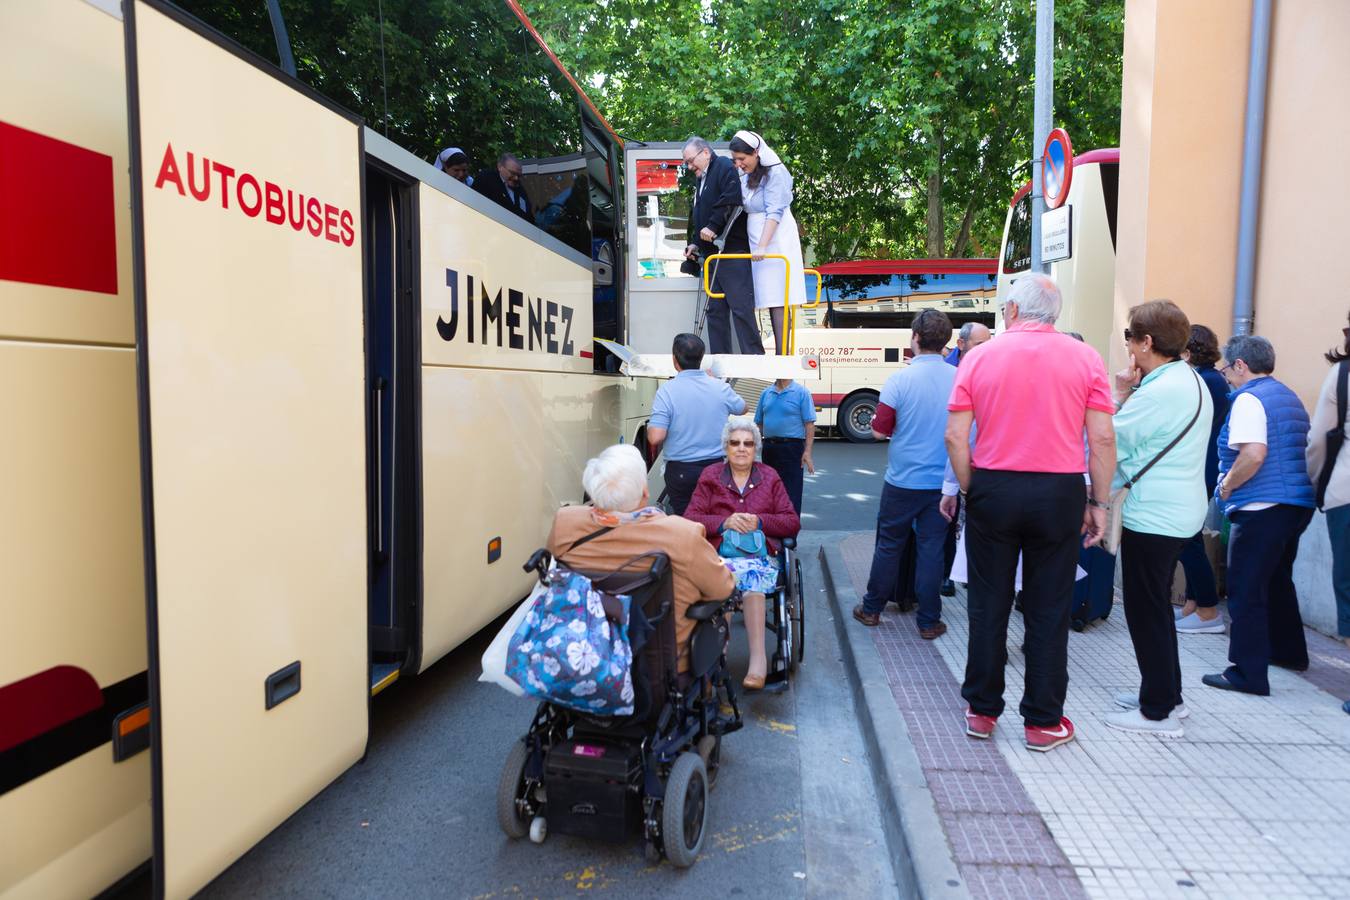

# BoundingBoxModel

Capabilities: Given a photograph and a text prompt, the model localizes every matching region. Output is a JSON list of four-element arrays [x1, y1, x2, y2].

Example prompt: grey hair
[[722, 415, 761, 454], [958, 322, 977, 341], [1006, 273, 1062, 324], [683, 136, 713, 156], [1224, 334, 1276, 375], [497, 152, 519, 166], [583, 444, 648, 512]]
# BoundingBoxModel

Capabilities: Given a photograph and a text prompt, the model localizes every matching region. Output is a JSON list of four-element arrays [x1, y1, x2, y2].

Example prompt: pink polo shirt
[[948, 320, 1113, 473]]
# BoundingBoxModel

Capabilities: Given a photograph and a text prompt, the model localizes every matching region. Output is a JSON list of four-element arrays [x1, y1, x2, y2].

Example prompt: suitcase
[[1071, 546, 1116, 631]]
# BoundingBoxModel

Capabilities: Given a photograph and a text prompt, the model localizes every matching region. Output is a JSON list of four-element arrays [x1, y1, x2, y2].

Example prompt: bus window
[[633, 159, 692, 279], [173, 0, 593, 255], [1002, 194, 1032, 275], [1100, 162, 1120, 251]]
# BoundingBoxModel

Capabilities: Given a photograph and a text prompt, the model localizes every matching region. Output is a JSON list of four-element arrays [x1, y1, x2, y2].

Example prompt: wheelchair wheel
[[788, 557, 805, 670], [497, 741, 533, 839], [661, 752, 708, 867]]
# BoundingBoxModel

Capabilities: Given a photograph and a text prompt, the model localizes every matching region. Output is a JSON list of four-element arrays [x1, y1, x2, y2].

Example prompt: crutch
[[692, 208, 743, 337]]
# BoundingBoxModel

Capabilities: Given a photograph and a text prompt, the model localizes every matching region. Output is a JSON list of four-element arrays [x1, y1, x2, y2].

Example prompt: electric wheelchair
[[496, 548, 742, 867]]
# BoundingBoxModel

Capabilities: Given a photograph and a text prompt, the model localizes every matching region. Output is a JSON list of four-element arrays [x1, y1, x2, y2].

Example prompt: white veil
[[732, 130, 782, 167], [434, 146, 467, 171]]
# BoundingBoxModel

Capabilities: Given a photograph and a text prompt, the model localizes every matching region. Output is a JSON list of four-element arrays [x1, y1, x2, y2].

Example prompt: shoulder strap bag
[[1103, 370, 1204, 555], [1315, 360, 1349, 510]]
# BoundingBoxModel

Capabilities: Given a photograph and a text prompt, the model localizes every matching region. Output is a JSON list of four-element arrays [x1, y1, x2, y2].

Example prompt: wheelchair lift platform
[[595, 339, 821, 381]]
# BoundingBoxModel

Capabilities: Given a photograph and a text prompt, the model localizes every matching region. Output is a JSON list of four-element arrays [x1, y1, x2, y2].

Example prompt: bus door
[[126, 3, 368, 897], [364, 160, 423, 687]]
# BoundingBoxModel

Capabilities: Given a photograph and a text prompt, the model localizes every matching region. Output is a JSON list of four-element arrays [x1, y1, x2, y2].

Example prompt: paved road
[[193, 441, 901, 899]]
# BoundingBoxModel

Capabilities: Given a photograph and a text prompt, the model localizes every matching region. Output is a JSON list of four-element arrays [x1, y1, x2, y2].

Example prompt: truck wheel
[[838, 393, 879, 443]]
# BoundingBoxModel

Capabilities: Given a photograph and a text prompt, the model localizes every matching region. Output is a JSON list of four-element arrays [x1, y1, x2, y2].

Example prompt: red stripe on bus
[[0, 121, 118, 295], [815, 258, 995, 276], [812, 393, 845, 408], [0, 666, 103, 753]]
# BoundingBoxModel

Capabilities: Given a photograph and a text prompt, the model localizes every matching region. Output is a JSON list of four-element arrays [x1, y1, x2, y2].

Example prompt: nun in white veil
[[729, 130, 807, 355]]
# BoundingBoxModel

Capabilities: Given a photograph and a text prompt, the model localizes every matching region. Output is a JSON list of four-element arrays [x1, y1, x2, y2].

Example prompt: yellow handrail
[[802, 268, 823, 309], [703, 253, 795, 354]]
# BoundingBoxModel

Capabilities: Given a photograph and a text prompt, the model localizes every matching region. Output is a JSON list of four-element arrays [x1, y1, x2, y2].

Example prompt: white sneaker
[[1176, 611, 1225, 634], [1113, 692, 1189, 719], [1173, 607, 1186, 620], [1104, 708, 1185, 737]]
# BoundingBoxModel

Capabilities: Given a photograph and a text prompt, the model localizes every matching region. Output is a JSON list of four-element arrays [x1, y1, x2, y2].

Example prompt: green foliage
[[524, 0, 1124, 261]]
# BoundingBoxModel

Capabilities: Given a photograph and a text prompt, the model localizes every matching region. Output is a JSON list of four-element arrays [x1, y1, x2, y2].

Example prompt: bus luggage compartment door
[[126, 4, 368, 897]]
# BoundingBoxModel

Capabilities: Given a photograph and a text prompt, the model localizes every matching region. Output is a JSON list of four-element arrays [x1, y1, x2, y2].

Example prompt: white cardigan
[[1307, 361, 1350, 510]]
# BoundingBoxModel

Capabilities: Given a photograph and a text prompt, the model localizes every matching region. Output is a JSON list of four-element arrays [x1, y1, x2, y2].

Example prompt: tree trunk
[[950, 192, 978, 258], [925, 131, 944, 257]]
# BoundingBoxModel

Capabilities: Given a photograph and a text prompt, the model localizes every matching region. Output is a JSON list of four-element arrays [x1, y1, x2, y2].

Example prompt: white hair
[[583, 444, 648, 512], [1006, 273, 1062, 324], [683, 136, 713, 156], [722, 415, 761, 454]]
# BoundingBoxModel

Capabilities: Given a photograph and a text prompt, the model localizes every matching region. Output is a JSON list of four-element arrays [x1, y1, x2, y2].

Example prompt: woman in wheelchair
[[546, 444, 735, 678], [683, 416, 801, 690]]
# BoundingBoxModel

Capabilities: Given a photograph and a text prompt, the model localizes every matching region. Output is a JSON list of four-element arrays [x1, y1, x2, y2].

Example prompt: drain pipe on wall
[[1232, 0, 1273, 337]]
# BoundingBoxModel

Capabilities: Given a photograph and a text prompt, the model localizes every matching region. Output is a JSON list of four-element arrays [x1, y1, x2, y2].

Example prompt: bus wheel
[[838, 393, 879, 443]]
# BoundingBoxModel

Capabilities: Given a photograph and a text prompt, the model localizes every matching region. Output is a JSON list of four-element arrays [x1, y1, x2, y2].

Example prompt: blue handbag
[[505, 569, 635, 716], [719, 528, 768, 558]]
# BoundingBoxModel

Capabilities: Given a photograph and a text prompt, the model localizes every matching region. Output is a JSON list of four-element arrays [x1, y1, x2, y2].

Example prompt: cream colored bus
[[996, 148, 1121, 358], [792, 259, 999, 442], [0, 2, 659, 897]]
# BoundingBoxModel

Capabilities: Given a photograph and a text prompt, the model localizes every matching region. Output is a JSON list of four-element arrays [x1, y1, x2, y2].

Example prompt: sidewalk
[[827, 532, 1350, 900]]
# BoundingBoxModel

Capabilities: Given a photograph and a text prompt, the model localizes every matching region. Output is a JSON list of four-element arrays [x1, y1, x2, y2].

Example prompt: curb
[[819, 544, 970, 900]]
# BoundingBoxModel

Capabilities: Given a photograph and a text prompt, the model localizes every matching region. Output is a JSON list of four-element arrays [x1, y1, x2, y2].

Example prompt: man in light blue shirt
[[853, 310, 958, 638], [755, 379, 817, 513], [647, 333, 747, 515]]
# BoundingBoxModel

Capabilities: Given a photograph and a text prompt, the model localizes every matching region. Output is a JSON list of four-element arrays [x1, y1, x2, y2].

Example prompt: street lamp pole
[[1030, 0, 1054, 274]]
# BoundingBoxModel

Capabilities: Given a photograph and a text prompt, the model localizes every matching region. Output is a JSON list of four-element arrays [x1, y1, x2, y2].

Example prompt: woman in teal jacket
[[1104, 300, 1212, 738]]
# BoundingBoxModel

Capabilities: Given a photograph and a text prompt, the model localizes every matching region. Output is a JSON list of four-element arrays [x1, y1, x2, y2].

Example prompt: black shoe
[[1202, 672, 1269, 696], [940, 579, 956, 597]]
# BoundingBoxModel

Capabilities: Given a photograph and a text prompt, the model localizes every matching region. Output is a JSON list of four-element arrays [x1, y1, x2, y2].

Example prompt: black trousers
[[762, 438, 805, 513], [1224, 504, 1314, 694], [961, 470, 1085, 727], [943, 514, 958, 579], [664, 457, 722, 516], [705, 257, 762, 355], [1120, 528, 1189, 719]]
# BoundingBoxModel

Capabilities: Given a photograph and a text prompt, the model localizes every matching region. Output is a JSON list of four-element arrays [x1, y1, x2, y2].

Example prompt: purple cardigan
[[683, 462, 801, 553]]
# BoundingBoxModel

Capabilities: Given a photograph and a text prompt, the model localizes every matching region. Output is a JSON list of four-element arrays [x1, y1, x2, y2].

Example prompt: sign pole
[[1030, 0, 1054, 274]]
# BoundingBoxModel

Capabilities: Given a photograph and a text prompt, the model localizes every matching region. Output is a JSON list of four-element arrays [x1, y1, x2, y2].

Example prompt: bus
[[996, 148, 1120, 358], [791, 259, 999, 442], [0, 2, 677, 896]]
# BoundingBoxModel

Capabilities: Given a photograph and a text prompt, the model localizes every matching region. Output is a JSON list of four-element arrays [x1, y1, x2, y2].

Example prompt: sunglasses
[[1123, 328, 1137, 342], [727, 439, 755, 448]]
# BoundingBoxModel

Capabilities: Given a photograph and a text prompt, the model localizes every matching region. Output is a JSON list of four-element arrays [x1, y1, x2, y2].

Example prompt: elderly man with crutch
[[682, 137, 761, 355]]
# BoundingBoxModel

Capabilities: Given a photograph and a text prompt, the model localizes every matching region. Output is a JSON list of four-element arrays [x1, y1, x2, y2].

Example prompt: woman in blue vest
[[1203, 335, 1316, 696]]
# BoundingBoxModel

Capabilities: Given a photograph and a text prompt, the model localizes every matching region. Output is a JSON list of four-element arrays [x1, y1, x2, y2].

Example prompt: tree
[[524, 0, 1124, 261]]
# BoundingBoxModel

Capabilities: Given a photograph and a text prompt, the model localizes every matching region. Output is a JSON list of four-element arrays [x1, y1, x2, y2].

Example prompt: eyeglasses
[[726, 439, 755, 448], [682, 148, 708, 166]]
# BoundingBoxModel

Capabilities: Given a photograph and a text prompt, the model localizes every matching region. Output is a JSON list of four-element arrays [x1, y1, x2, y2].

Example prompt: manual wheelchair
[[757, 537, 806, 689], [496, 548, 742, 867]]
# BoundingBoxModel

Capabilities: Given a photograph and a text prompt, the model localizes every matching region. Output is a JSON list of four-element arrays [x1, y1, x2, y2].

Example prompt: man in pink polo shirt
[[945, 273, 1117, 753]]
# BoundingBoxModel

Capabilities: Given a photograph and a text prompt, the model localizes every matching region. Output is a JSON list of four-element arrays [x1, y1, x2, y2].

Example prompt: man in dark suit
[[683, 137, 761, 355], [473, 152, 533, 222]]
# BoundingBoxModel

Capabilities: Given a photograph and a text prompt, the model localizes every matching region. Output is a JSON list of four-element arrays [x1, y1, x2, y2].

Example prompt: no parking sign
[[1042, 127, 1074, 210]]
